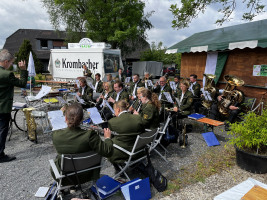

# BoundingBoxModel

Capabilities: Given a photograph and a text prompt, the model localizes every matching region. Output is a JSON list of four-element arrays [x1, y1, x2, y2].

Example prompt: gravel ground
[[1, 93, 266, 200]]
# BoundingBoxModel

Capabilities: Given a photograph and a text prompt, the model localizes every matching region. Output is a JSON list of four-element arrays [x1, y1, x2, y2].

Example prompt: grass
[[163, 144, 236, 196]]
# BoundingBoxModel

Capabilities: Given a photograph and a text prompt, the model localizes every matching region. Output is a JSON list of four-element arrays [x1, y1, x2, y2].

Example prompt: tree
[[170, 0, 265, 29], [15, 40, 43, 73], [41, 0, 153, 55], [140, 41, 181, 68]]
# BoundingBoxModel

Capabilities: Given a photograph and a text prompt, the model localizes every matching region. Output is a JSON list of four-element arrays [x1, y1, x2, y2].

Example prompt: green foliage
[[35, 74, 45, 80], [15, 40, 44, 73], [170, 0, 266, 29], [42, 0, 153, 55], [228, 109, 267, 154], [140, 41, 181, 68]]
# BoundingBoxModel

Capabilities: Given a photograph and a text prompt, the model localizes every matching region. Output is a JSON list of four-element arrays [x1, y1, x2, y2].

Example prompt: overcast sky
[[1, 0, 267, 49]]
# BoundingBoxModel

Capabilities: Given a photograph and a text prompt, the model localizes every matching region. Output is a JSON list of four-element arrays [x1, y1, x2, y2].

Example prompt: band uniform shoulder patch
[[143, 114, 148, 119]]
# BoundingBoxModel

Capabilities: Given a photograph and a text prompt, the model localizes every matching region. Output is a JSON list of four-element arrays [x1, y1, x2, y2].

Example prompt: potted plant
[[227, 108, 267, 173]]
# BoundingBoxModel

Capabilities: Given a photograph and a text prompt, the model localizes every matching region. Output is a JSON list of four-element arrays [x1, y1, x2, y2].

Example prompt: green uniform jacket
[[153, 84, 173, 108], [93, 80, 104, 93], [110, 90, 129, 102], [115, 74, 126, 82], [108, 112, 144, 163], [78, 85, 93, 107], [128, 80, 145, 97], [0, 67, 28, 113], [189, 82, 201, 98], [140, 102, 160, 129], [52, 127, 113, 185], [175, 90, 194, 116]]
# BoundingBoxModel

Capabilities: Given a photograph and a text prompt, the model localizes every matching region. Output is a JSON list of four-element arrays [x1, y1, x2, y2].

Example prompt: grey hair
[[144, 71, 149, 75], [0, 49, 14, 62], [160, 76, 166, 81]]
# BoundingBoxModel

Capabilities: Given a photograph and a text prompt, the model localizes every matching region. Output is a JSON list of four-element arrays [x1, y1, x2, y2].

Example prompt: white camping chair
[[113, 129, 159, 181], [49, 151, 103, 200], [148, 113, 172, 162]]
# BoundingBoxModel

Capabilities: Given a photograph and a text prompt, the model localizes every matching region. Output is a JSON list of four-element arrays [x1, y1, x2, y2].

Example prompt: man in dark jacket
[[77, 77, 94, 108], [0, 49, 28, 163]]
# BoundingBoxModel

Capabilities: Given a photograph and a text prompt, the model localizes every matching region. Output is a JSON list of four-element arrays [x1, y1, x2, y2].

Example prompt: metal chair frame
[[113, 129, 159, 181], [49, 151, 103, 200]]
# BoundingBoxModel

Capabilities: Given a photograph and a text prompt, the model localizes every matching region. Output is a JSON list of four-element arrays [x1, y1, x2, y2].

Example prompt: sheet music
[[47, 110, 67, 131], [87, 107, 104, 124], [88, 82, 95, 90], [75, 79, 80, 88], [125, 77, 131, 83], [169, 81, 176, 91], [147, 80, 153, 87], [35, 85, 51, 99], [104, 100, 115, 114], [201, 88, 212, 101], [163, 92, 174, 103], [75, 93, 85, 104]]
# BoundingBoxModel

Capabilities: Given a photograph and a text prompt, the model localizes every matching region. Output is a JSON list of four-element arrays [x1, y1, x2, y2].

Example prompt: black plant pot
[[235, 146, 267, 174]]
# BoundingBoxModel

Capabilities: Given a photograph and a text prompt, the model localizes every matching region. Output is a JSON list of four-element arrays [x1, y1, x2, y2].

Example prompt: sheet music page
[[147, 80, 153, 87], [75, 93, 85, 104], [75, 79, 80, 88], [35, 85, 51, 99], [163, 92, 174, 103], [88, 82, 95, 90], [104, 100, 115, 114], [47, 110, 67, 131], [87, 107, 104, 124], [169, 81, 176, 91], [125, 77, 131, 83]]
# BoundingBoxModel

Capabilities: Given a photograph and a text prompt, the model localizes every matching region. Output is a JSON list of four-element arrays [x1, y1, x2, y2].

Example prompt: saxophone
[[202, 74, 217, 109], [218, 75, 244, 115], [23, 107, 37, 141]]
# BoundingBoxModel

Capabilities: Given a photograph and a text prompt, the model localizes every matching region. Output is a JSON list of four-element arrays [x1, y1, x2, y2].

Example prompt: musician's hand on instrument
[[229, 105, 239, 110], [133, 110, 139, 115], [18, 60, 26, 70], [128, 106, 134, 112], [77, 92, 81, 97], [218, 95, 222, 101], [108, 97, 115, 103], [173, 107, 178, 112], [103, 128, 111, 139]]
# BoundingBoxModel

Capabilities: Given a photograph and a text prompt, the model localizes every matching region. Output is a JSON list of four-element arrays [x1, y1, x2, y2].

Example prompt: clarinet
[[129, 98, 138, 108], [136, 100, 142, 113]]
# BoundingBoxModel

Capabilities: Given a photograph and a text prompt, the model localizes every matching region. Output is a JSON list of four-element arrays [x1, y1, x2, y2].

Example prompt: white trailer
[[48, 39, 122, 81]]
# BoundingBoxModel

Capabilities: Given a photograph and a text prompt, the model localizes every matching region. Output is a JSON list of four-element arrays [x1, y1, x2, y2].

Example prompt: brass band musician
[[133, 88, 160, 129], [209, 75, 244, 131]]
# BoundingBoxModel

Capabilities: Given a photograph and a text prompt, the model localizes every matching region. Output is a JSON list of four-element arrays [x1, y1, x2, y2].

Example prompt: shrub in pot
[[227, 108, 267, 173]]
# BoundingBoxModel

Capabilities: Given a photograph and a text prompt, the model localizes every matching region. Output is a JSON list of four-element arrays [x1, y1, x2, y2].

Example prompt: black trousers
[[210, 103, 240, 123], [0, 113, 11, 156]]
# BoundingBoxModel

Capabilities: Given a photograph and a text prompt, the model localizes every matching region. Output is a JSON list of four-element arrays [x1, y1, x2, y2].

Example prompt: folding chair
[[113, 129, 159, 181], [148, 112, 173, 162], [49, 151, 103, 200]]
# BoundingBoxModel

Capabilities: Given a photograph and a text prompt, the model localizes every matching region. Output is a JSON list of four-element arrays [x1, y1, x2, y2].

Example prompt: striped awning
[[167, 19, 267, 53]]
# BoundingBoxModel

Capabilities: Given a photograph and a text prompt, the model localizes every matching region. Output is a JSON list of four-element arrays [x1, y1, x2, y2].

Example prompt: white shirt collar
[[118, 110, 128, 117]]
